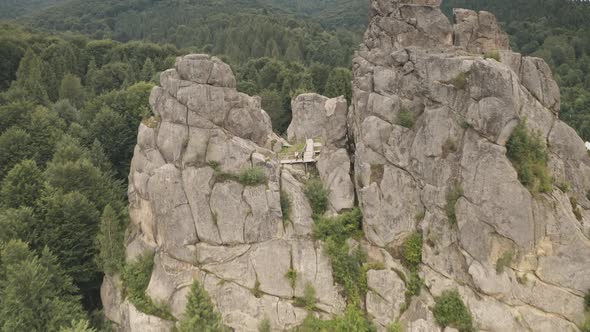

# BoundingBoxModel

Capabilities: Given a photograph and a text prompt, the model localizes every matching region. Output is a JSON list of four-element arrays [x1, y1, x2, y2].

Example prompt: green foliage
[[281, 191, 292, 223], [178, 280, 226, 332], [433, 290, 474, 332], [446, 183, 464, 225], [286, 269, 297, 289], [0, 127, 33, 179], [238, 167, 268, 186], [304, 178, 330, 216], [585, 289, 590, 311], [495, 251, 514, 274], [258, 318, 272, 332], [0, 159, 43, 208], [484, 50, 501, 61], [387, 321, 403, 332], [442, 138, 457, 158], [397, 109, 415, 129], [95, 204, 127, 274], [448, 72, 469, 90], [313, 209, 367, 304], [122, 253, 175, 321], [506, 120, 552, 193], [583, 315, 590, 332], [0, 240, 86, 332], [402, 232, 423, 271], [0, 207, 37, 243], [294, 283, 317, 310], [59, 74, 85, 109], [324, 67, 353, 103], [293, 305, 376, 332], [13, 48, 49, 105], [404, 271, 423, 299], [59, 320, 98, 332]]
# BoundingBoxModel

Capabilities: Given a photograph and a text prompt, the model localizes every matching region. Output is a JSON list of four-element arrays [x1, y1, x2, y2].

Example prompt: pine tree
[[178, 281, 226, 332], [13, 49, 49, 105], [0, 159, 43, 208], [95, 204, 127, 274], [140, 57, 156, 82], [0, 240, 86, 332], [59, 74, 85, 108]]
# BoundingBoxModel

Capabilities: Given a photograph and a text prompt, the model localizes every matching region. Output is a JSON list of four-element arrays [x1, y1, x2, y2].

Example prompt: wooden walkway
[[280, 139, 322, 165]]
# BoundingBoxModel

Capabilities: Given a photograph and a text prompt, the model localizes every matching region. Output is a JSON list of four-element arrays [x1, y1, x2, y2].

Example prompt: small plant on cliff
[[484, 50, 501, 61], [387, 321, 403, 332], [506, 120, 552, 194], [370, 164, 384, 184], [402, 232, 423, 271], [495, 250, 514, 274], [398, 109, 415, 129], [294, 283, 317, 310], [446, 183, 464, 225], [571, 196, 583, 221], [285, 268, 297, 288], [122, 253, 175, 320], [178, 280, 226, 332], [304, 178, 329, 216], [433, 289, 475, 332], [448, 72, 469, 90], [238, 166, 267, 186]]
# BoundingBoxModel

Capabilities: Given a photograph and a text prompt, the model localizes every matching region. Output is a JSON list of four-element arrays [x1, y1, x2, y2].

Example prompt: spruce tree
[[95, 204, 127, 274], [178, 281, 226, 332], [140, 57, 156, 82]]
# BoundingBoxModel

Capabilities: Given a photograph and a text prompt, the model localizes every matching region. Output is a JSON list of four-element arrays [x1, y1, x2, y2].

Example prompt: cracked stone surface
[[104, 2, 590, 331]]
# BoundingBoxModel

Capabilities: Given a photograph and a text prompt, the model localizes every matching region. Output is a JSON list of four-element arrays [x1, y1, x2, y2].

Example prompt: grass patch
[[313, 208, 367, 305], [448, 72, 469, 90], [238, 167, 267, 186], [442, 138, 457, 158], [433, 289, 475, 332], [484, 50, 501, 61], [387, 321, 403, 332], [397, 109, 415, 129], [293, 305, 375, 332], [281, 142, 306, 155], [405, 271, 423, 298], [402, 232, 423, 271], [286, 269, 297, 289], [281, 191, 292, 224], [121, 253, 175, 320], [294, 283, 317, 310], [304, 178, 329, 216], [446, 183, 464, 225], [557, 181, 571, 192], [495, 250, 514, 274], [370, 164, 384, 185], [506, 120, 552, 194]]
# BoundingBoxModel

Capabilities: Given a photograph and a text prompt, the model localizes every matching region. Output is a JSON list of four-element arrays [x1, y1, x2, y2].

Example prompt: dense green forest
[[0, 0, 590, 330]]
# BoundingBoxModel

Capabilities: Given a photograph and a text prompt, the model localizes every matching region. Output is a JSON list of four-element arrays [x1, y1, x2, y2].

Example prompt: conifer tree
[[324, 67, 353, 104], [140, 57, 156, 82], [95, 204, 127, 274], [13, 49, 49, 105], [178, 281, 226, 332], [59, 74, 85, 108], [0, 159, 43, 208]]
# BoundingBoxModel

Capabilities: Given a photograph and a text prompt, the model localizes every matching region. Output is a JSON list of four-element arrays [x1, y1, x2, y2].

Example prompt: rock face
[[103, 54, 345, 332], [352, 0, 590, 331], [104, 3, 590, 332]]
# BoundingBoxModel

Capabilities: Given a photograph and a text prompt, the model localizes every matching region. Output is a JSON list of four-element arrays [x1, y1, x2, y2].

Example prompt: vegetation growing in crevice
[[397, 109, 416, 129], [121, 253, 175, 320], [442, 138, 457, 158], [402, 232, 423, 271], [370, 164, 384, 185], [433, 289, 475, 332], [286, 268, 297, 289], [312, 208, 367, 305], [294, 283, 317, 310], [446, 183, 464, 225], [304, 177, 329, 216], [484, 50, 501, 61], [495, 250, 514, 274], [178, 280, 227, 332], [570, 196, 583, 221], [209, 161, 268, 186], [293, 305, 376, 332], [281, 190, 292, 224], [447, 72, 469, 90], [258, 318, 272, 332], [506, 120, 552, 194], [387, 321, 403, 332], [252, 279, 263, 298], [95, 203, 127, 275]]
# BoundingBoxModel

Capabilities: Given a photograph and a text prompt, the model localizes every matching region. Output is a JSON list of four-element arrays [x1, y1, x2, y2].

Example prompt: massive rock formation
[[352, 0, 590, 331], [103, 2, 590, 332]]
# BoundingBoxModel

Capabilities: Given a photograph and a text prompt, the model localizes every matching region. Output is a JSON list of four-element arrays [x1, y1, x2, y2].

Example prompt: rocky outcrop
[[103, 54, 346, 332], [352, 0, 590, 331], [104, 3, 590, 332]]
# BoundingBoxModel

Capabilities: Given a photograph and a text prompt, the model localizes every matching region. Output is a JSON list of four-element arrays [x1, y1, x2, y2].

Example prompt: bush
[[433, 290, 474, 332], [370, 164, 384, 184], [178, 281, 226, 332], [405, 271, 423, 298], [446, 183, 464, 224], [506, 120, 552, 193], [442, 138, 457, 158], [585, 290, 590, 311], [286, 269, 297, 288], [238, 167, 267, 186], [294, 283, 317, 310], [258, 319, 271, 332], [313, 209, 367, 304], [304, 178, 329, 216], [402, 232, 423, 271], [398, 109, 415, 128], [293, 305, 375, 332], [387, 321, 403, 332], [495, 250, 514, 274], [448, 72, 469, 90], [122, 253, 174, 320], [281, 191, 292, 223], [583, 314, 590, 332], [484, 50, 501, 61]]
